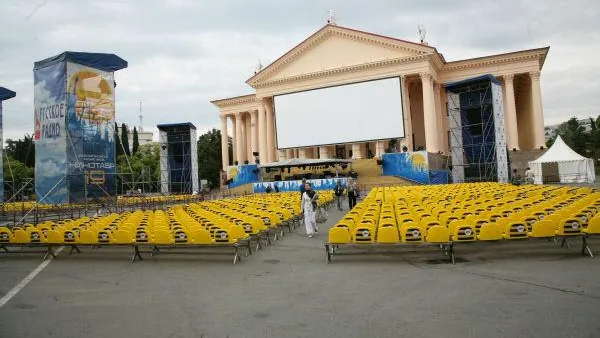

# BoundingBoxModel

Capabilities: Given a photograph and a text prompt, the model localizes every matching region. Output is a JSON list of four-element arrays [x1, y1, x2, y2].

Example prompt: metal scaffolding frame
[[158, 124, 198, 195], [448, 81, 501, 182]]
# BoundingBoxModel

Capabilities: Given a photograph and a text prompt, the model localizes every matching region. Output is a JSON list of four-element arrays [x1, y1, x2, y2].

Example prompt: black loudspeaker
[[376, 159, 383, 166], [253, 152, 259, 156], [234, 161, 239, 165]]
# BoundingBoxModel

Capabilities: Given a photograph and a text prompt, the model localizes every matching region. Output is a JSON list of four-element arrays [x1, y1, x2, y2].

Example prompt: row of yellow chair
[[326, 183, 600, 262]]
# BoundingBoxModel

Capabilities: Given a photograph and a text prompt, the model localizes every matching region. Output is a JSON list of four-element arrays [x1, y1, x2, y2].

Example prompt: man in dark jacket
[[299, 178, 307, 200], [333, 180, 344, 211]]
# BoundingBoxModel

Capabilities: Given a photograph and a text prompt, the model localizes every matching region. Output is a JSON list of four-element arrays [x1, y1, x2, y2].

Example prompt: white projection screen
[[274, 77, 404, 149]]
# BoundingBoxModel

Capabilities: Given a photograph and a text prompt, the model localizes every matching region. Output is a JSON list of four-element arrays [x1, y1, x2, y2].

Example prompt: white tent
[[528, 135, 595, 184]]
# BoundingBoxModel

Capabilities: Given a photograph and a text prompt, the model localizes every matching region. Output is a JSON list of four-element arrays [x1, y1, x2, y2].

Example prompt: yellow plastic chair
[[503, 222, 529, 240], [376, 226, 400, 244], [477, 223, 504, 241], [111, 230, 134, 244], [189, 228, 213, 244], [528, 220, 557, 238], [400, 222, 425, 243], [0, 227, 12, 244], [452, 223, 477, 242], [12, 228, 30, 244], [556, 218, 582, 236], [426, 226, 450, 244]]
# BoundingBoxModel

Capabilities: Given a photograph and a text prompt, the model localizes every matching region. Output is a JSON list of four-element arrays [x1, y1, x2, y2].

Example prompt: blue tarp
[[34, 52, 128, 72], [429, 170, 449, 184], [0, 87, 16, 101], [445, 74, 500, 91]]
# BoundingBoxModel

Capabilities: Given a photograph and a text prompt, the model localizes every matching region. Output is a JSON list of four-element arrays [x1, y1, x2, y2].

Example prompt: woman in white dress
[[301, 182, 318, 238]]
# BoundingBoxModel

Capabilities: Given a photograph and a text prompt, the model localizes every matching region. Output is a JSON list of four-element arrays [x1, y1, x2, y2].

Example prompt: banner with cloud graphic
[[65, 62, 116, 201], [381, 151, 430, 184], [34, 62, 69, 204], [227, 164, 259, 188]]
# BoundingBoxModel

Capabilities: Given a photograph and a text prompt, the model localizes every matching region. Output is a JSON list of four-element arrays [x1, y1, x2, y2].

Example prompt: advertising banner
[[227, 164, 260, 189], [65, 62, 116, 201], [34, 62, 68, 204], [253, 177, 348, 193], [381, 151, 430, 184]]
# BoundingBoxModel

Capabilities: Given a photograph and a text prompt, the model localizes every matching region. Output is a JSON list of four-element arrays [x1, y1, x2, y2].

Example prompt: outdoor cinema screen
[[274, 77, 404, 149]]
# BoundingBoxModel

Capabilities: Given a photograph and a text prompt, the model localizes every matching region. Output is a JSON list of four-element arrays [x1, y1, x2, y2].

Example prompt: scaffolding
[[447, 76, 508, 183], [157, 123, 198, 195]]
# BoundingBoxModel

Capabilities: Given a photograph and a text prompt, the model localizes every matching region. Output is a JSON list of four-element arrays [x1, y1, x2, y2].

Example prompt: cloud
[[0, 0, 599, 145]]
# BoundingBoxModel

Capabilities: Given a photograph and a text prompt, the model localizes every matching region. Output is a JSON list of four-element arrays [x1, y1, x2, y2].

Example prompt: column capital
[[419, 72, 433, 82], [503, 74, 515, 82], [529, 71, 541, 81]]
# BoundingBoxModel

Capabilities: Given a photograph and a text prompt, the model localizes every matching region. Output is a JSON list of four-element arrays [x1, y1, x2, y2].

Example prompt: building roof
[[444, 74, 501, 91], [157, 122, 197, 130], [246, 23, 437, 85], [34, 51, 128, 72], [0, 87, 16, 101]]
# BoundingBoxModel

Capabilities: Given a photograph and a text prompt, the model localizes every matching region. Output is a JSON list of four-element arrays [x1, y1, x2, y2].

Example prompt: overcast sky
[[1, 0, 599, 142]]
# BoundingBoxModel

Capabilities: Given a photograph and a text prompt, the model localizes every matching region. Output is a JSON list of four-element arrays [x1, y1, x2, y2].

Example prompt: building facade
[[211, 24, 549, 170]]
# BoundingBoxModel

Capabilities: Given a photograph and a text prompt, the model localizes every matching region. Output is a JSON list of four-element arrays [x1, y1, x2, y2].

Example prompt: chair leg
[[233, 246, 240, 264], [582, 236, 594, 257], [0, 244, 9, 252], [325, 244, 331, 264], [449, 243, 455, 264], [131, 245, 143, 262]]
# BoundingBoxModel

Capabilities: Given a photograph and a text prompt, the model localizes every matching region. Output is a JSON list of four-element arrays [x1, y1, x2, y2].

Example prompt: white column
[[433, 82, 443, 152], [420, 73, 437, 153], [250, 110, 258, 155], [319, 146, 330, 159], [530, 71, 546, 149], [352, 143, 364, 159], [265, 99, 276, 162], [286, 149, 294, 159], [258, 100, 267, 163], [298, 148, 307, 159], [375, 140, 386, 157], [234, 113, 244, 164], [231, 115, 237, 164], [220, 115, 229, 170], [244, 113, 251, 161], [503, 74, 520, 150], [278, 149, 287, 161], [401, 76, 413, 151]]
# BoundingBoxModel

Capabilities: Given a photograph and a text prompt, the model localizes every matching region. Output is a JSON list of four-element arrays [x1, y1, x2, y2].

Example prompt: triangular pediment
[[248, 24, 436, 86]]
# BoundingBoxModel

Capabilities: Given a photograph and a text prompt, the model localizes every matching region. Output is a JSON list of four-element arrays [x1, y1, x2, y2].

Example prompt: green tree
[[132, 127, 140, 155], [3, 156, 34, 200], [115, 122, 124, 158], [5, 134, 35, 168], [197, 128, 232, 187], [116, 143, 160, 193], [120, 123, 130, 156]]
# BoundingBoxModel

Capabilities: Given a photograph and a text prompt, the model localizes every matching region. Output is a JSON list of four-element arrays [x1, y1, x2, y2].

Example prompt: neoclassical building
[[211, 24, 549, 170]]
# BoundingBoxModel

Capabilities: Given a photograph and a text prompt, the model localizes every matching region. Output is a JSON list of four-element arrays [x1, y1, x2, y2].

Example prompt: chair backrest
[[426, 225, 450, 243], [78, 229, 97, 245], [12, 228, 30, 244], [401, 223, 425, 243], [153, 229, 174, 245], [453, 224, 476, 242], [190, 228, 213, 244], [586, 217, 600, 234], [0, 227, 12, 243], [529, 220, 556, 238], [557, 218, 582, 236], [376, 226, 399, 244], [112, 229, 134, 244], [354, 226, 375, 243], [504, 222, 528, 239]]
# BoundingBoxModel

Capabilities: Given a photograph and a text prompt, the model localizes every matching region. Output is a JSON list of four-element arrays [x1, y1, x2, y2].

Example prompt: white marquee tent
[[528, 135, 596, 184]]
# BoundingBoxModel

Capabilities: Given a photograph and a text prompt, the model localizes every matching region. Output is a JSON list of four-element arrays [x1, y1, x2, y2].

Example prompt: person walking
[[347, 178, 358, 210], [301, 182, 318, 238], [525, 167, 535, 184], [333, 180, 344, 211]]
